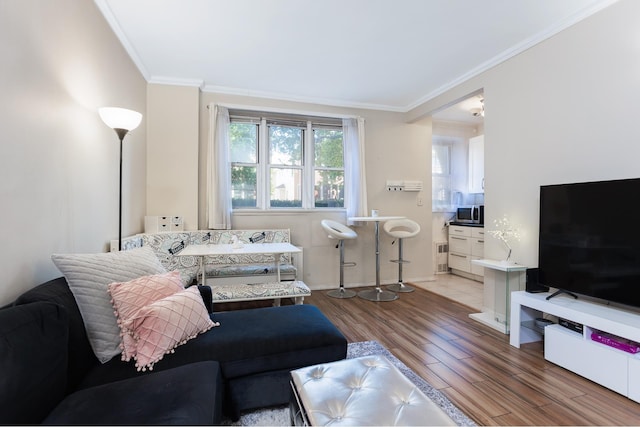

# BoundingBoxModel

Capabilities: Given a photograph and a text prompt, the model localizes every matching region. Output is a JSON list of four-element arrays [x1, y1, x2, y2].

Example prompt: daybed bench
[[116, 229, 311, 305], [1, 274, 346, 424]]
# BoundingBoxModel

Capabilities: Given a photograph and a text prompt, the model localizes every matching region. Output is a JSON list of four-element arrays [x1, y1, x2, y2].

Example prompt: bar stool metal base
[[387, 282, 415, 293], [358, 287, 398, 302], [327, 288, 357, 299]]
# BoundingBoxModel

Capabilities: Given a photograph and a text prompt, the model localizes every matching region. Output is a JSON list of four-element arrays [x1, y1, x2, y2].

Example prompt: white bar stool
[[383, 218, 421, 293], [321, 219, 357, 298]]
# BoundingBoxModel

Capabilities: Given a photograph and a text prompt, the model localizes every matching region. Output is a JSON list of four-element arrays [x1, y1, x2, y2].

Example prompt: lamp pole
[[99, 107, 142, 252], [114, 128, 128, 251]]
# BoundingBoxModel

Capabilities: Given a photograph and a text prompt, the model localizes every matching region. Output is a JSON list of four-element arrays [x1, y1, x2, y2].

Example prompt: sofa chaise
[[1, 276, 347, 424]]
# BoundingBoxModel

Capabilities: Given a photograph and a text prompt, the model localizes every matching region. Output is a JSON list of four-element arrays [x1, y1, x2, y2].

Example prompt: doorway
[[429, 91, 485, 306]]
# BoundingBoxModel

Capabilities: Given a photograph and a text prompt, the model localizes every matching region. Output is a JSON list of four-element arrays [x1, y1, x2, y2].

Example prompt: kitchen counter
[[449, 221, 484, 227]]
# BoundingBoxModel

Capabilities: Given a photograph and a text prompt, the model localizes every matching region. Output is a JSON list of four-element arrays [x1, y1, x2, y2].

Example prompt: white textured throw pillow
[[51, 246, 167, 363]]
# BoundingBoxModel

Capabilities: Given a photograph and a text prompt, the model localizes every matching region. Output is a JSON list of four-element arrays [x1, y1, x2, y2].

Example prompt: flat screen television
[[538, 177, 640, 308]]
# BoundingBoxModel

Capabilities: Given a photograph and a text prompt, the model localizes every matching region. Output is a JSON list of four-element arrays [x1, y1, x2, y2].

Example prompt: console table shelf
[[469, 259, 527, 334], [510, 291, 640, 403]]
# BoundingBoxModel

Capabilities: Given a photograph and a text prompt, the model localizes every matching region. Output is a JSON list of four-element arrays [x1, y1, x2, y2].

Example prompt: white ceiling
[[96, 0, 616, 112]]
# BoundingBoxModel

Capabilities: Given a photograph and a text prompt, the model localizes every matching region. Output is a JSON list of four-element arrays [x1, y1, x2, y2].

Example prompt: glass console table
[[470, 259, 527, 334]]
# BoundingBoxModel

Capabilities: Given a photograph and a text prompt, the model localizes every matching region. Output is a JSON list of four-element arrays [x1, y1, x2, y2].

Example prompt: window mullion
[[258, 118, 268, 209], [303, 121, 314, 209]]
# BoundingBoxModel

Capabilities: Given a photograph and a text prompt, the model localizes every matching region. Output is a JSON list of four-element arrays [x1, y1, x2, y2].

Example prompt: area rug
[[223, 340, 477, 426]]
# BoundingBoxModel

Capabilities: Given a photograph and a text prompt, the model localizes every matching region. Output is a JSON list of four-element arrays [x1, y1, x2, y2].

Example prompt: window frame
[[229, 111, 345, 211]]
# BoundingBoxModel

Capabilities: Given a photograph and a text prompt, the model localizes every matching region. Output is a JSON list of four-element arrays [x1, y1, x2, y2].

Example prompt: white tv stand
[[510, 291, 640, 403]]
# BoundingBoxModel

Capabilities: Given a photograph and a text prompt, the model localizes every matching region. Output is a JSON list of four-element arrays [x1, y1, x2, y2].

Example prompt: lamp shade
[[99, 107, 142, 131]]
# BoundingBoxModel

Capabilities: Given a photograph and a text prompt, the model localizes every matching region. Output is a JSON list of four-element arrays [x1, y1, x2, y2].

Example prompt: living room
[[3, 0, 640, 424], [6, 0, 636, 304]]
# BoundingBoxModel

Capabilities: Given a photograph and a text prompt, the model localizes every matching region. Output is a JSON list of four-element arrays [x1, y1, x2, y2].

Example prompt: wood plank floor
[[300, 286, 640, 426]]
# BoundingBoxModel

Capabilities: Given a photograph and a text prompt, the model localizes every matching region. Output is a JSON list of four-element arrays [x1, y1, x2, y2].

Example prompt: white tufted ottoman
[[290, 355, 456, 426]]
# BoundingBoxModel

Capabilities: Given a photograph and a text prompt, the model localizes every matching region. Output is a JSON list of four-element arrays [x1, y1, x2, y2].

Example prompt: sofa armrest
[[196, 285, 213, 314]]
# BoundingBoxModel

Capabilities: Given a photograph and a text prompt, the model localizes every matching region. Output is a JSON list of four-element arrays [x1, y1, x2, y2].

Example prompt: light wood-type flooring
[[217, 277, 640, 425], [303, 286, 640, 426]]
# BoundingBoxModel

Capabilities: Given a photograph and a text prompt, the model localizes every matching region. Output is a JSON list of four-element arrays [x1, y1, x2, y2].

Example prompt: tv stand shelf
[[510, 291, 640, 403]]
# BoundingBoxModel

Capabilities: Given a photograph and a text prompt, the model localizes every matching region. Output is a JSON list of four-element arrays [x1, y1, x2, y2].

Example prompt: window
[[314, 128, 344, 208], [229, 112, 344, 209], [230, 122, 258, 208], [432, 138, 453, 211]]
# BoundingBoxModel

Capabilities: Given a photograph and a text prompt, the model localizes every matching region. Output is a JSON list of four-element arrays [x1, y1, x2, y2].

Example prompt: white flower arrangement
[[487, 215, 521, 262]]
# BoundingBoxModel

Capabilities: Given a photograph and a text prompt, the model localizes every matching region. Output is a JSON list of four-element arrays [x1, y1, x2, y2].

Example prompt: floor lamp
[[98, 107, 142, 251]]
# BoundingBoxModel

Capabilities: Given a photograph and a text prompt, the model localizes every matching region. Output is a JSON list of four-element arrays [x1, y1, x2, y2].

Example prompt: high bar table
[[348, 215, 405, 302]]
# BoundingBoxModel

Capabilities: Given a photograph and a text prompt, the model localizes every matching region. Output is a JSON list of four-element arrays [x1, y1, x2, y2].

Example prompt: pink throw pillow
[[124, 286, 219, 371], [108, 270, 184, 361]]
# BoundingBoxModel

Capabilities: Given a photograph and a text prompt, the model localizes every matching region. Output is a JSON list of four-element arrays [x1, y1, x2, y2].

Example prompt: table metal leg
[[200, 255, 205, 286], [275, 253, 282, 282], [358, 220, 398, 302]]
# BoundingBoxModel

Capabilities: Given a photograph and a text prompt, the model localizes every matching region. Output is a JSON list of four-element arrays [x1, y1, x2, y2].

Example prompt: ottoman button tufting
[[309, 367, 326, 380], [290, 355, 457, 426]]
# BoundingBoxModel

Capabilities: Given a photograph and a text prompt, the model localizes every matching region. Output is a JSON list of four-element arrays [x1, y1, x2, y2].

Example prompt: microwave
[[456, 205, 484, 224]]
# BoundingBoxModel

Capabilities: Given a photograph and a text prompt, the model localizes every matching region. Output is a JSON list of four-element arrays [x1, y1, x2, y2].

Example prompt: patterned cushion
[[124, 287, 219, 371], [205, 263, 296, 277], [108, 271, 185, 361], [205, 230, 292, 264], [211, 280, 311, 303], [51, 247, 167, 363], [141, 229, 294, 284], [141, 232, 211, 284]]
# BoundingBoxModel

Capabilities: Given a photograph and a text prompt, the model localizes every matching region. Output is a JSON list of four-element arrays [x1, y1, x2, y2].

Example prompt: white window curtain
[[343, 117, 368, 224], [432, 136, 459, 212], [206, 104, 231, 229]]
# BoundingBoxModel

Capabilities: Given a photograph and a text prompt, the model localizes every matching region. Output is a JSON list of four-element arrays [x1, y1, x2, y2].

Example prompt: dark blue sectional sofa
[[0, 277, 347, 425]]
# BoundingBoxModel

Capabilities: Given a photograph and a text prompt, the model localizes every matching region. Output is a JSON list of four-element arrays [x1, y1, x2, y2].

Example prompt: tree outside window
[[314, 128, 344, 207], [228, 114, 344, 210]]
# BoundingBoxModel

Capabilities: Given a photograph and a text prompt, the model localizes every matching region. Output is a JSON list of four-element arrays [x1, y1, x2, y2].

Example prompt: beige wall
[[0, 0, 146, 304], [409, 0, 640, 291], [483, 0, 640, 268], [146, 84, 199, 229], [193, 93, 433, 289]]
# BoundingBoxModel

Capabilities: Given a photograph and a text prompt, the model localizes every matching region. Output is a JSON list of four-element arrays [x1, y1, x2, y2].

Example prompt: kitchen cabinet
[[448, 225, 484, 281], [469, 135, 484, 193]]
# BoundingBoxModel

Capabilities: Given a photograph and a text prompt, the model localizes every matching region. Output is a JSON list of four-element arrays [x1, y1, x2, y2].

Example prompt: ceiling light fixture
[[470, 98, 485, 117]]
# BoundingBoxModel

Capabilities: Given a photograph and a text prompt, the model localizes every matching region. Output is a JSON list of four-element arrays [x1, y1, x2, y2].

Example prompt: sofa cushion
[[13, 277, 98, 392], [51, 246, 167, 363], [43, 361, 222, 426], [125, 287, 218, 371], [209, 304, 347, 378], [108, 270, 185, 361], [0, 302, 69, 424], [78, 304, 347, 389]]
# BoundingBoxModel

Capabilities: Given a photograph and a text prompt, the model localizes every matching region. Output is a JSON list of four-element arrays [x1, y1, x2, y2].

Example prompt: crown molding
[[97, 0, 618, 114], [406, 0, 619, 112], [148, 76, 205, 89], [94, 0, 150, 81], [201, 84, 406, 112]]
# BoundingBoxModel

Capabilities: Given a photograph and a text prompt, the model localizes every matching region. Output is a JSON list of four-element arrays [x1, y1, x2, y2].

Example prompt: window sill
[[233, 208, 346, 215]]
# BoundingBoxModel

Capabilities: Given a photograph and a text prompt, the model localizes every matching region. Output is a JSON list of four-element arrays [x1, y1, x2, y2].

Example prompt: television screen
[[538, 177, 640, 308]]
